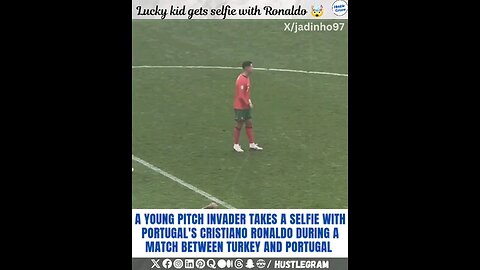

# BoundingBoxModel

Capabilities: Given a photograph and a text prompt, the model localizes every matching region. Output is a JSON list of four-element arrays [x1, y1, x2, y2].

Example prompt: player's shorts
[[234, 109, 252, 121]]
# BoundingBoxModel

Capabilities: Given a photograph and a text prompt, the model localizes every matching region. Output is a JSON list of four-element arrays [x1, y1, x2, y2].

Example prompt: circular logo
[[256, 259, 266, 269], [162, 259, 172, 269], [332, 0, 348, 16], [173, 259, 183, 269], [196, 259, 206, 269], [217, 259, 226, 269], [234, 259, 243, 269], [207, 259, 216, 269]]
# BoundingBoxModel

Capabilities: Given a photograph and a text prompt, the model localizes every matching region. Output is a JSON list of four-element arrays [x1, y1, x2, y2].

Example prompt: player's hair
[[242, 61, 253, 69]]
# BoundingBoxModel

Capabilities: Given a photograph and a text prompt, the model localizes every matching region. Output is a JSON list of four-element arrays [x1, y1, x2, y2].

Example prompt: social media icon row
[[151, 258, 267, 269], [152, 259, 200, 269], [244, 259, 266, 269]]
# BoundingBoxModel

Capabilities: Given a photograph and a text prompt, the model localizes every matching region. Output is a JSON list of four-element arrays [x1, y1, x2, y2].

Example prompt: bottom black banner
[[132, 258, 347, 270]]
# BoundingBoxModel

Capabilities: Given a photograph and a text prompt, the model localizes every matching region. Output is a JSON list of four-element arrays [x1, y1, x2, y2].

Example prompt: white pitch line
[[132, 155, 236, 209], [132, 65, 348, 77]]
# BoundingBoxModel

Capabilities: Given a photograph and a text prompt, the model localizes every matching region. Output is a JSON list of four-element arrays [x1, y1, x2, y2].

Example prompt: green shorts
[[234, 109, 252, 121]]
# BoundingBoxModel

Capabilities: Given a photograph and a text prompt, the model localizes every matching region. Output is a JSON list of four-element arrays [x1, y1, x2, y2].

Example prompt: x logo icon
[[151, 259, 161, 268]]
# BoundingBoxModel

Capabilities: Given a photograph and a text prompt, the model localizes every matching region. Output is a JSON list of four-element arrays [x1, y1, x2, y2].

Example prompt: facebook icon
[[163, 259, 172, 269]]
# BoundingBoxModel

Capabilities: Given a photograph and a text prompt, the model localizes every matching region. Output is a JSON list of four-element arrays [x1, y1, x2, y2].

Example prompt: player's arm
[[243, 90, 253, 108], [202, 202, 219, 209]]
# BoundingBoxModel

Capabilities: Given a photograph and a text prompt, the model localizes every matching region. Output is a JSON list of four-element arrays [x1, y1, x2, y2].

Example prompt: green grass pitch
[[132, 20, 348, 209]]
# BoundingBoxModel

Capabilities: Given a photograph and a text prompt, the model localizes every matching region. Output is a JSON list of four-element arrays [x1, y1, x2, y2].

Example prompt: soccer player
[[233, 61, 263, 152]]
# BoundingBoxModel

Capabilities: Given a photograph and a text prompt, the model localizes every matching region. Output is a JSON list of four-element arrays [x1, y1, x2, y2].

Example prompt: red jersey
[[233, 73, 251, 109]]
